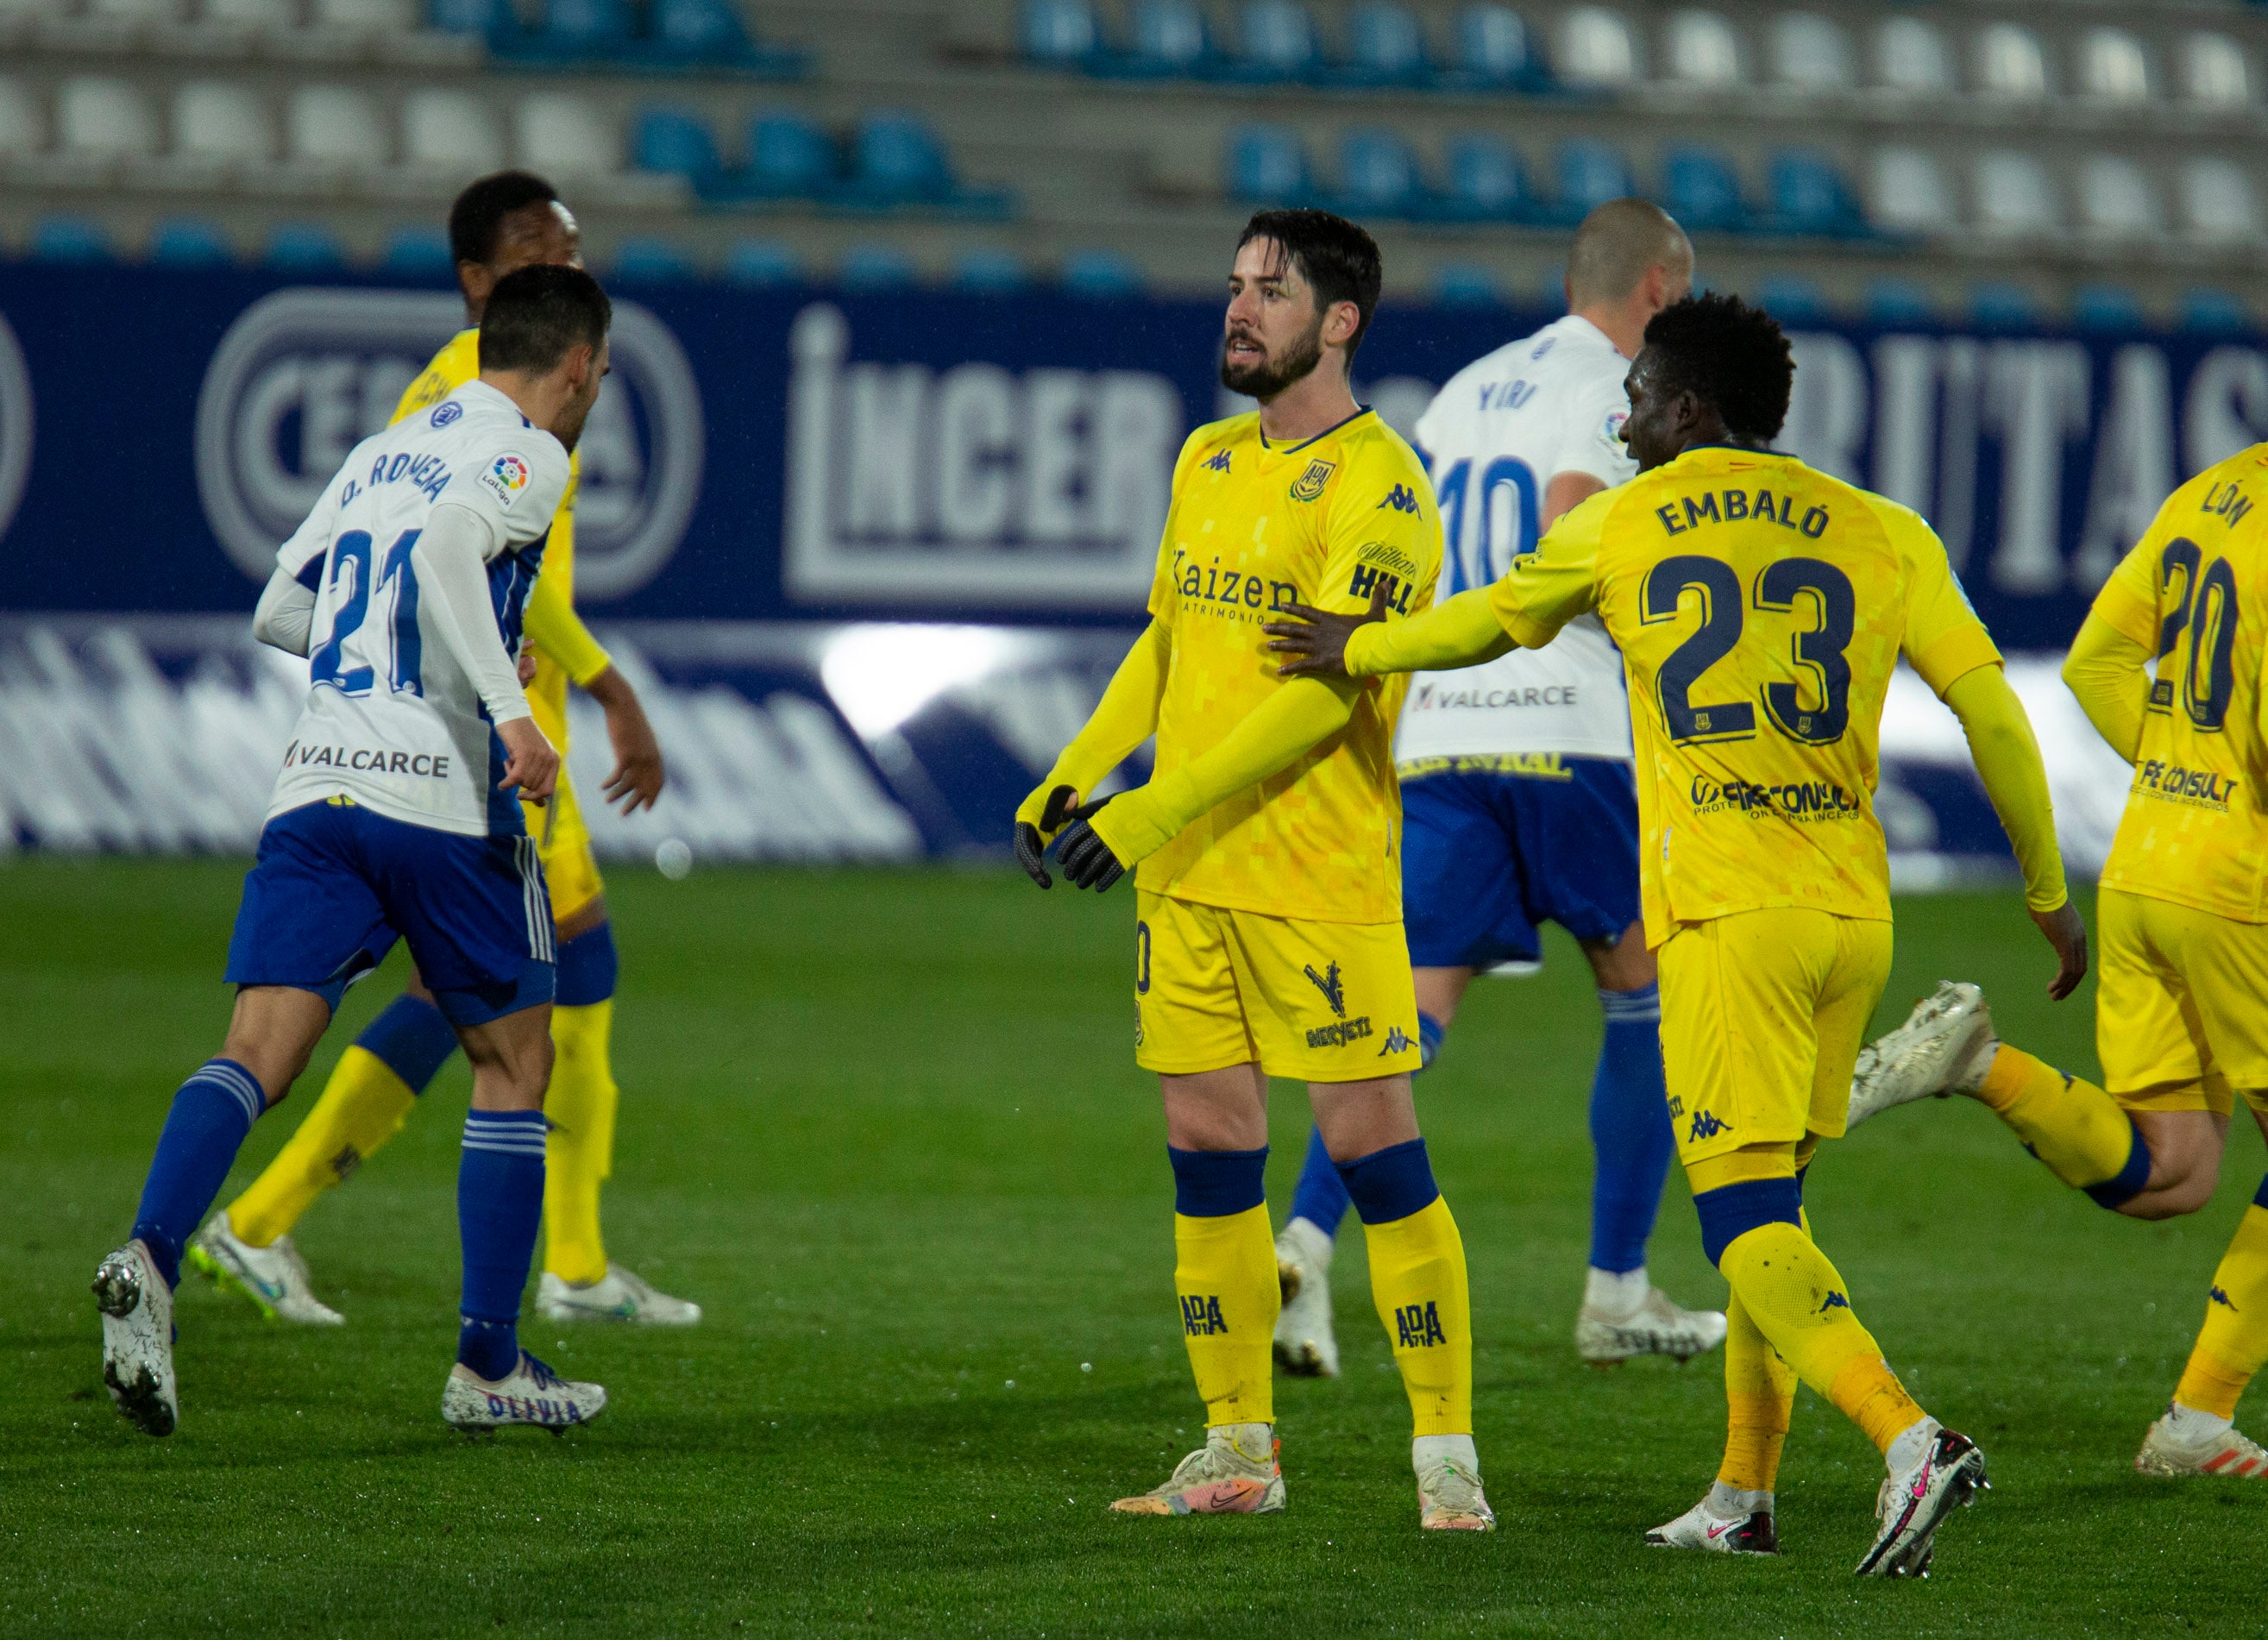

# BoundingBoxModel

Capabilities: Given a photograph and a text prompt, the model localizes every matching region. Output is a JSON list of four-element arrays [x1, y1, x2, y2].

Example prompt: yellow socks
[[1718, 1292, 1795, 1493], [1172, 1203, 1278, 1427], [225, 1047, 418, 1247], [1976, 1046, 2152, 1206], [1360, 1194, 1474, 1437], [2174, 1195, 2268, 1419], [541, 999, 619, 1285]]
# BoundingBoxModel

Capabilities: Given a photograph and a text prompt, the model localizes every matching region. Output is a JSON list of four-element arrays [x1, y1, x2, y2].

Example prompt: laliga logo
[[0, 310, 32, 544], [194, 288, 703, 598]]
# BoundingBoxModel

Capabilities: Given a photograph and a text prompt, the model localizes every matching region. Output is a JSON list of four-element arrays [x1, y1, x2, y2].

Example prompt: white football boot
[[185, 1210, 343, 1326], [1110, 1423, 1285, 1516], [1646, 1488, 1780, 1555], [1846, 982, 1997, 1133], [1856, 1424, 1988, 1577], [2135, 1406, 2268, 1478], [92, 1240, 178, 1437], [535, 1262, 702, 1325], [441, 1352, 607, 1434], [1415, 1435, 1496, 1531], [1577, 1280, 1729, 1366], [1272, 1217, 1339, 1378]]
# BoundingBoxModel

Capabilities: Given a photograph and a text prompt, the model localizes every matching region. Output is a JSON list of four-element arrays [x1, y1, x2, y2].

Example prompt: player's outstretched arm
[[1265, 584, 1511, 681], [412, 506, 556, 805], [2060, 611, 2151, 764], [1942, 663, 2086, 1000], [251, 568, 317, 657], [1015, 619, 1172, 887]]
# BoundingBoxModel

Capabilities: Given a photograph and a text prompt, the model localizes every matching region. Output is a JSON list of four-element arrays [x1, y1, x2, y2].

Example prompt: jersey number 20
[[310, 530, 424, 697], [2152, 537, 2239, 732], [1642, 555, 1855, 746]]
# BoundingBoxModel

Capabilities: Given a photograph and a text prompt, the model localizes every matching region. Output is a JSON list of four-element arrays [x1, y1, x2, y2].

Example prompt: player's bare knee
[[1582, 923, 1655, 993]]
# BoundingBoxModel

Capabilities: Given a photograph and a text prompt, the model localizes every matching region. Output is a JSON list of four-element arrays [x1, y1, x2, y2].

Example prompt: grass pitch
[[0, 860, 2261, 1637]]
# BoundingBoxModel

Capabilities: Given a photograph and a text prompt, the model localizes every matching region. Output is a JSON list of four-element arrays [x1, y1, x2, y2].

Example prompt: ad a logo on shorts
[[1394, 1300, 1447, 1348], [1304, 960, 1347, 1018], [1181, 1294, 1228, 1335], [1688, 776, 1862, 820], [1290, 459, 1335, 502], [1687, 1109, 1732, 1142]]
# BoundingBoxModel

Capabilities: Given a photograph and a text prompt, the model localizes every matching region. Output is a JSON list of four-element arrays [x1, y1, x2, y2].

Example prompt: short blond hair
[[1567, 198, 1691, 307]]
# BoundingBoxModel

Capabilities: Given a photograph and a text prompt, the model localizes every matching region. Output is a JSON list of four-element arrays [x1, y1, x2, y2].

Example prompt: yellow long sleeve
[[1942, 663, 2070, 913], [1017, 620, 1172, 828], [522, 567, 613, 688], [1341, 588, 1514, 678], [2059, 611, 2151, 764]]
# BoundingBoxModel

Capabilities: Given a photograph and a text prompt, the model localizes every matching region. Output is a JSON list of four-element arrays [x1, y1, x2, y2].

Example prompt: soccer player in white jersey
[[1273, 200, 1729, 1374], [92, 266, 610, 1436]]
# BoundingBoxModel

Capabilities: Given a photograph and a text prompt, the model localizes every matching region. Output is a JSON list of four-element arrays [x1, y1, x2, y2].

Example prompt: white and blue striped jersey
[[267, 380, 569, 838], [1396, 315, 1637, 763]]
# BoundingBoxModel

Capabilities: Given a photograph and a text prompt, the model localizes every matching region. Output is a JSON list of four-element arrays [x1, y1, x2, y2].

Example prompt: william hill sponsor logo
[[1688, 775, 1862, 819]]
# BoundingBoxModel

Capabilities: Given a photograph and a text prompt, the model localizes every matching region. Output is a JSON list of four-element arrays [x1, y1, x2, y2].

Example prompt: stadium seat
[[31, 216, 116, 263], [148, 217, 234, 267], [1227, 124, 1309, 204], [205, 0, 297, 34], [1665, 9, 1743, 89], [1869, 147, 1950, 234], [1557, 6, 1637, 87], [1339, 3, 1429, 86], [1451, 4, 1542, 90], [652, 0, 758, 63], [1023, 0, 1100, 66], [1229, 0, 1318, 82], [1060, 248, 1143, 297], [726, 237, 801, 285], [313, 0, 414, 30], [1974, 151, 2057, 236], [1434, 264, 1502, 306], [1863, 277, 1935, 325], [264, 223, 348, 272], [516, 92, 617, 181], [0, 78, 41, 161], [401, 89, 506, 175], [846, 112, 1011, 212], [1662, 143, 1746, 231], [634, 106, 726, 196], [287, 85, 387, 168], [1756, 273, 1826, 324], [1770, 13, 1851, 91], [1769, 148, 1863, 236], [1975, 22, 2048, 100], [539, 0, 632, 53], [840, 243, 917, 289], [2181, 289, 2252, 335], [2076, 27, 2151, 103], [613, 237, 694, 282], [1875, 16, 1951, 96], [745, 111, 837, 198], [428, 0, 506, 35], [58, 78, 157, 159], [380, 225, 455, 278], [173, 82, 274, 167], [2076, 155, 2158, 239], [1442, 133, 1532, 222], [1117, 0, 1210, 77], [1555, 137, 1633, 220], [952, 247, 1028, 292], [2180, 32, 2251, 108], [2072, 284, 2145, 332], [2179, 156, 2261, 244], [1970, 281, 2039, 331], [1335, 129, 1424, 217]]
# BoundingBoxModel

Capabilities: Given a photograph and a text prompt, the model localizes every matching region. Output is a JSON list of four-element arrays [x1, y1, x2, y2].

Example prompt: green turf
[[0, 860, 2261, 1637]]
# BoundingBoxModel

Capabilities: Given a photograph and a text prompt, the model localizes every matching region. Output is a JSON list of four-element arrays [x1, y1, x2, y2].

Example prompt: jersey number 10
[[2152, 537, 2240, 732], [311, 530, 424, 697], [1643, 554, 1856, 747]]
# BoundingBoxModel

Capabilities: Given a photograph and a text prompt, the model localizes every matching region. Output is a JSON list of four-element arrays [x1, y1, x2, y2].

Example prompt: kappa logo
[[1377, 483, 1420, 514], [1378, 1024, 1415, 1057], [1303, 960, 1347, 1018], [1687, 1109, 1732, 1142], [2210, 1284, 2239, 1310], [1289, 458, 1335, 502], [1181, 1294, 1228, 1336], [1203, 449, 1232, 474], [1818, 1290, 1850, 1313], [1394, 1300, 1447, 1348]]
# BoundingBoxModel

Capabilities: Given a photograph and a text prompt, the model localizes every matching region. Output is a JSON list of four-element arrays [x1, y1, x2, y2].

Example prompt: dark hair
[[449, 171, 560, 268], [1235, 208, 1384, 356], [478, 264, 612, 375], [1640, 292, 1794, 441]]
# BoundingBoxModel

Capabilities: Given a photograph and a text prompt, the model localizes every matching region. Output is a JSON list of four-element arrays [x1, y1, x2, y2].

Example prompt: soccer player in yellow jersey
[[1846, 443, 2268, 1480], [1014, 210, 1492, 1531], [1272, 292, 2089, 1574], [189, 172, 699, 1327]]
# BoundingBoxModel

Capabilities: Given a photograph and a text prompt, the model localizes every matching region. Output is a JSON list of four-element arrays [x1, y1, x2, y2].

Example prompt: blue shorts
[[226, 799, 556, 1027], [1398, 754, 1642, 971]]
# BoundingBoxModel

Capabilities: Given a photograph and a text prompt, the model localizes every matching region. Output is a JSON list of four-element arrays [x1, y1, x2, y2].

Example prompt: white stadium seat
[[2181, 33, 2251, 109], [1557, 6, 1637, 87], [2076, 154, 2158, 238], [517, 92, 618, 181], [1771, 13, 1851, 92], [286, 83, 387, 167], [1975, 22, 2047, 100], [2180, 156, 2261, 244], [173, 80, 274, 163], [403, 87, 505, 173], [311, 0, 412, 30], [0, 76, 45, 158], [1665, 9, 1742, 88], [1975, 150, 2058, 236], [1875, 16, 1951, 96], [2076, 28, 2150, 104], [1869, 146, 1951, 232], [58, 77, 158, 157]]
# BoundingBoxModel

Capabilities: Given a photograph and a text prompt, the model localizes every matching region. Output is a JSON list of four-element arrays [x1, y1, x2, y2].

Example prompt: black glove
[[1053, 797, 1128, 893], [1013, 784, 1079, 889]]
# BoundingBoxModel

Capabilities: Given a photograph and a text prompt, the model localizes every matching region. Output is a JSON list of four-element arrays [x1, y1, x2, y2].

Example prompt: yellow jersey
[[2093, 448, 2268, 923], [1482, 446, 2001, 942], [392, 330, 609, 750], [1140, 406, 1441, 925]]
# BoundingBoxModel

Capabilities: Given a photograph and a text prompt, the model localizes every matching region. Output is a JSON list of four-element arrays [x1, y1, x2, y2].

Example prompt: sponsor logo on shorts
[[1394, 1300, 1447, 1348], [1688, 776, 1862, 820], [2210, 1284, 2238, 1310], [1818, 1290, 1850, 1313], [1181, 1294, 1228, 1335], [1665, 1096, 1684, 1118], [1687, 1109, 1732, 1142], [1304, 960, 1347, 1018], [2134, 759, 2240, 812], [1378, 1024, 1416, 1057], [283, 743, 452, 778], [1290, 458, 1335, 502], [1306, 1016, 1373, 1050]]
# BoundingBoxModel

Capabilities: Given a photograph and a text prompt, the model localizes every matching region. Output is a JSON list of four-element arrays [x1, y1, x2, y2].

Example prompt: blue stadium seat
[[1555, 138, 1632, 222], [952, 248, 1029, 292], [1339, 3, 1430, 86], [1228, 124, 1310, 204], [1024, 0, 1101, 65], [635, 107, 728, 197], [380, 226, 455, 280], [840, 243, 918, 289], [1061, 248, 1145, 298], [1451, 4, 1543, 89], [543, 0, 631, 51], [726, 237, 802, 286], [1864, 279, 1935, 325], [266, 223, 347, 273], [1663, 145, 1748, 232], [32, 217, 116, 264], [1768, 150, 1863, 237], [148, 217, 233, 268], [2073, 284, 2145, 332], [614, 238, 695, 282], [1434, 264, 1503, 306], [1756, 274, 1827, 324], [1442, 133, 1532, 222], [1116, 0, 1210, 77], [1228, 0, 1318, 81], [2182, 288, 2251, 334], [746, 112, 838, 198], [1970, 282, 2039, 331], [1335, 130, 1424, 217], [851, 112, 955, 204], [429, 0, 505, 35], [652, 0, 753, 62]]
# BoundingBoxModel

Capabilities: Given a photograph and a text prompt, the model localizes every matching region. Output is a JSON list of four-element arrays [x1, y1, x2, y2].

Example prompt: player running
[[1270, 292, 2087, 1574], [1272, 198, 1726, 1379], [94, 265, 612, 1436], [1015, 209, 1492, 1531], [189, 172, 697, 1330], [1847, 439, 2268, 1480]]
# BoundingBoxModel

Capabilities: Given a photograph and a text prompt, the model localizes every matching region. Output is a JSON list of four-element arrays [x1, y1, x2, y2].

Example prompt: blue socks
[[356, 995, 459, 1095], [456, 1109, 547, 1380], [1588, 983, 1673, 1275], [1337, 1137, 1442, 1225], [133, 1058, 266, 1289], [1288, 1124, 1352, 1235], [1167, 1145, 1268, 1216]]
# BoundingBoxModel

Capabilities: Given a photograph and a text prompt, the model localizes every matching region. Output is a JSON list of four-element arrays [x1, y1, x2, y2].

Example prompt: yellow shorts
[[534, 770, 606, 926], [1658, 908, 1893, 1167], [2096, 887, 2268, 1115], [1134, 889, 1423, 1084]]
